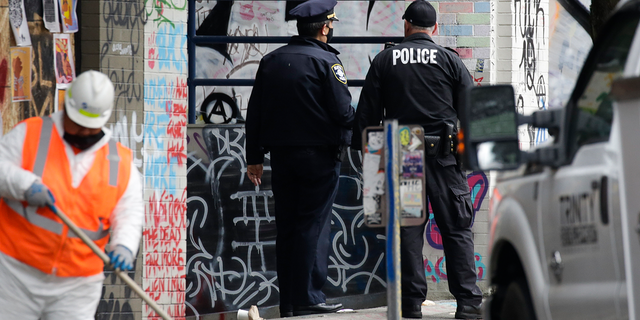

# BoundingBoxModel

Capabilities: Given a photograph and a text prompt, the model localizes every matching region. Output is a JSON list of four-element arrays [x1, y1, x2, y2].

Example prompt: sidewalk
[[276, 300, 459, 320]]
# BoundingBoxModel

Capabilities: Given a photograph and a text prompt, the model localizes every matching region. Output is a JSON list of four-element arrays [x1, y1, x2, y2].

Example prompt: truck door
[[542, 15, 640, 320]]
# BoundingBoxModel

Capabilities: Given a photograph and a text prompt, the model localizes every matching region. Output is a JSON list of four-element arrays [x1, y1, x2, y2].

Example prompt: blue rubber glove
[[24, 181, 55, 207], [108, 245, 134, 271]]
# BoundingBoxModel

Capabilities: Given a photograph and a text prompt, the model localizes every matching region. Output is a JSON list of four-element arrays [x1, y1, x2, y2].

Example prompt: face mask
[[63, 131, 105, 150], [326, 27, 334, 43]]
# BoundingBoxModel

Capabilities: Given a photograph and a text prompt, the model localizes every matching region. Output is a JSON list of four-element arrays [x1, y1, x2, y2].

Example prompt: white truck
[[459, 0, 640, 319]]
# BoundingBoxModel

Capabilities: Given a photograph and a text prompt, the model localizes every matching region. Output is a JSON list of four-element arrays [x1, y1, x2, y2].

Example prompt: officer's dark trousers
[[269, 146, 341, 311], [401, 153, 483, 308]]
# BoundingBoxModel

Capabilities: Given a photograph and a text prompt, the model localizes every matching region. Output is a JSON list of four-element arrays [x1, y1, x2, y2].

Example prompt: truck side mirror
[[460, 85, 521, 171]]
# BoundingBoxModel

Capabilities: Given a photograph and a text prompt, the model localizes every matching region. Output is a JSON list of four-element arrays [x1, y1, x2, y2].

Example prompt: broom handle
[[48, 204, 172, 320]]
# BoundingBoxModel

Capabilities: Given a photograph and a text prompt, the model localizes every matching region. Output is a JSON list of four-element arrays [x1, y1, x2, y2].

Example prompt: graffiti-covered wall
[[186, 126, 387, 316], [186, 126, 489, 317], [0, 0, 498, 319], [494, 0, 550, 148], [98, 0, 146, 170], [493, 0, 593, 148], [79, 0, 148, 319], [143, 0, 188, 319], [189, 2, 493, 316]]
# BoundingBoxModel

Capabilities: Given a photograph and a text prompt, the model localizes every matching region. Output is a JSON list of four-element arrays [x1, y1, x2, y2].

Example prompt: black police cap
[[289, 0, 339, 23], [402, 0, 437, 28]]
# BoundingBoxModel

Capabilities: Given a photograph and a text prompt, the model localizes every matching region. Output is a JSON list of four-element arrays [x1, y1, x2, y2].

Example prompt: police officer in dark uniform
[[244, 0, 354, 317], [352, 1, 483, 319]]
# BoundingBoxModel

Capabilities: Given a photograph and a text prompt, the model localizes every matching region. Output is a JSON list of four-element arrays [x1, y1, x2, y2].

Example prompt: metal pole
[[384, 120, 401, 320], [47, 205, 173, 320]]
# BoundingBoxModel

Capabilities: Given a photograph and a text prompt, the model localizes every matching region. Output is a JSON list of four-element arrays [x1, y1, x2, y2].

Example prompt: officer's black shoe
[[292, 303, 343, 316], [454, 303, 483, 319], [401, 304, 422, 318], [280, 311, 293, 318]]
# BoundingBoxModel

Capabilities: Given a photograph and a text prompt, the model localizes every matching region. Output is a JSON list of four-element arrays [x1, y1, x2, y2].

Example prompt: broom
[[47, 204, 172, 320]]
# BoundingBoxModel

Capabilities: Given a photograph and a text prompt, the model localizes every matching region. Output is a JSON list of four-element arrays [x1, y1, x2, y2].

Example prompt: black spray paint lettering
[[515, 0, 547, 112], [100, 0, 148, 108], [392, 48, 437, 65]]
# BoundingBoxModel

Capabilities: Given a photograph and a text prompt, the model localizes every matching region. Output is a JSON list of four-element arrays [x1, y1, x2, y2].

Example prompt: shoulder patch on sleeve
[[331, 64, 347, 84]]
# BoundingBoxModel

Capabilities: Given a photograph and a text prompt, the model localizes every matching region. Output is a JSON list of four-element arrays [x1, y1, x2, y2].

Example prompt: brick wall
[[143, 0, 188, 318], [424, 0, 492, 299], [432, 0, 491, 87], [81, 0, 147, 319]]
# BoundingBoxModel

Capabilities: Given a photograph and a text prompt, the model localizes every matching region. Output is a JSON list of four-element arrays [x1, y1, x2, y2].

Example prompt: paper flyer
[[9, 0, 32, 46], [11, 47, 32, 102], [43, 0, 61, 32], [54, 34, 76, 84], [59, 0, 79, 33]]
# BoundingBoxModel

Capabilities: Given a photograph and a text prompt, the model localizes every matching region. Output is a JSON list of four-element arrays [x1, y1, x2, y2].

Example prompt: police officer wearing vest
[[0, 70, 143, 319], [352, 1, 483, 318], [244, 0, 354, 317]]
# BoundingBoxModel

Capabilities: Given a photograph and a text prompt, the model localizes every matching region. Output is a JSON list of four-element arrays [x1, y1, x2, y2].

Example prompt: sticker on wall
[[362, 151, 385, 216], [402, 150, 424, 178], [367, 131, 384, 152], [53, 34, 75, 84], [475, 59, 485, 73], [43, 0, 61, 32], [58, 0, 78, 33], [9, 0, 31, 46], [399, 126, 411, 146], [10, 47, 31, 102], [400, 179, 423, 218]]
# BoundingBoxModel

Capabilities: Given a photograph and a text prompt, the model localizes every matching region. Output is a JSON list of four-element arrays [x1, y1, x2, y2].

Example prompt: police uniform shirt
[[353, 33, 473, 149], [245, 36, 354, 165]]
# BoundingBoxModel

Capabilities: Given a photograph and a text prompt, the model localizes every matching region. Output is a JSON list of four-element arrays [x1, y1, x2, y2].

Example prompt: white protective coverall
[[0, 111, 144, 320]]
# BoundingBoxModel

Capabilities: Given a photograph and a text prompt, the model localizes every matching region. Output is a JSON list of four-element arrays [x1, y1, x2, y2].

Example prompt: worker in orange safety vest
[[0, 70, 143, 319]]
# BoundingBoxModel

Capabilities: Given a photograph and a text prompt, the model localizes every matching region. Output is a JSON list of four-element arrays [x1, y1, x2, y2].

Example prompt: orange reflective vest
[[0, 116, 132, 277]]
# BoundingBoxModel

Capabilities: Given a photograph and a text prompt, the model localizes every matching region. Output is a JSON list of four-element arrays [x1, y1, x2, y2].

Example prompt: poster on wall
[[55, 86, 67, 111], [53, 34, 75, 84], [10, 47, 32, 102], [58, 0, 78, 33], [9, 0, 32, 46], [43, 0, 61, 32]]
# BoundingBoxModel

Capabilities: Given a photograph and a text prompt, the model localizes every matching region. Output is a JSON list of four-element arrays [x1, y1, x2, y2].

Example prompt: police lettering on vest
[[392, 48, 438, 65]]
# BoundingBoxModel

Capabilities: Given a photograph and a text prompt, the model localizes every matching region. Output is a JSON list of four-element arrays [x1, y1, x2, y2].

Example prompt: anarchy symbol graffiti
[[200, 92, 239, 124]]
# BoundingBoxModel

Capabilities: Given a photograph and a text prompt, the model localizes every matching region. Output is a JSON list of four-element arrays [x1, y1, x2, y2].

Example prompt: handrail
[[192, 36, 403, 44], [191, 79, 366, 87]]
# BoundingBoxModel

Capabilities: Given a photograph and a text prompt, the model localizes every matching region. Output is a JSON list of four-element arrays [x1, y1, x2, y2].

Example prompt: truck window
[[569, 17, 640, 153]]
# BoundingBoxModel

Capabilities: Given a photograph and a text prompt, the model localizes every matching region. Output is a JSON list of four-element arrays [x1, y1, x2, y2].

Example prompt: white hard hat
[[65, 70, 115, 129]]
